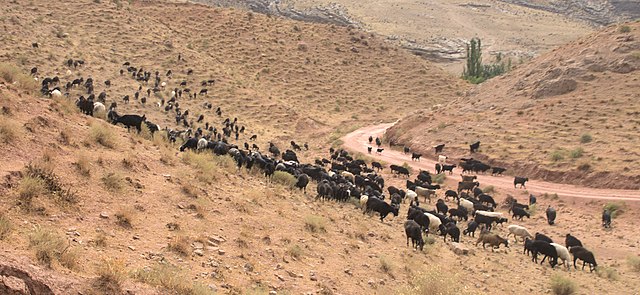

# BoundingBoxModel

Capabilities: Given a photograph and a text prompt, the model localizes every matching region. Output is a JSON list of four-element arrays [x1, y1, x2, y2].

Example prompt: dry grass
[[74, 153, 92, 176], [287, 244, 304, 259], [17, 175, 47, 208], [132, 263, 213, 295], [272, 171, 297, 188], [0, 116, 19, 144], [167, 236, 191, 257], [627, 256, 640, 272], [550, 274, 577, 295], [433, 173, 446, 184], [115, 208, 134, 229], [604, 202, 625, 218], [101, 172, 123, 192], [181, 183, 199, 198], [159, 147, 176, 166], [304, 215, 326, 233], [88, 121, 117, 148], [398, 265, 468, 295], [52, 97, 79, 115], [91, 258, 127, 295], [94, 233, 108, 248], [181, 151, 222, 184], [0, 214, 12, 240], [28, 225, 78, 269], [0, 62, 38, 92], [379, 255, 393, 274], [596, 266, 619, 281]]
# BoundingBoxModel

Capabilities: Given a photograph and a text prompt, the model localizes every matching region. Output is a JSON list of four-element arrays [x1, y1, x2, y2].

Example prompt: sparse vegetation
[[182, 151, 222, 184], [596, 266, 619, 281], [287, 244, 303, 259], [94, 233, 108, 248], [23, 163, 79, 207], [550, 274, 577, 295], [550, 150, 565, 162], [52, 97, 79, 115], [132, 263, 213, 295], [580, 133, 593, 144], [17, 175, 47, 207], [462, 38, 511, 84], [88, 122, 117, 148], [168, 236, 191, 257], [0, 214, 12, 240], [115, 209, 133, 229], [380, 255, 393, 273], [483, 185, 495, 193], [101, 172, 123, 192], [604, 202, 625, 218], [272, 171, 297, 188], [304, 215, 326, 233], [29, 226, 78, 269], [74, 153, 92, 176], [627, 256, 640, 272], [0, 116, 19, 143], [433, 173, 446, 184], [398, 265, 468, 295], [619, 25, 631, 33], [570, 147, 584, 159], [0, 62, 38, 92], [92, 258, 126, 295]]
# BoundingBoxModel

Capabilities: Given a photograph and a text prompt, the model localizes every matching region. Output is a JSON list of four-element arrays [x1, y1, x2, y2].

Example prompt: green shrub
[[570, 147, 584, 159], [432, 173, 446, 184], [550, 150, 564, 162], [550, 274, 577, 295], [619, 25, 631, 33], [604, 202, 625, 218], [272, 171, 297, 188], [580, 133, 592, 144]]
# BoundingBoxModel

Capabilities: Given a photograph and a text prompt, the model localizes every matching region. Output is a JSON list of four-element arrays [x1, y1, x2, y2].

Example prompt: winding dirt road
[[342, 123, 640, 202]]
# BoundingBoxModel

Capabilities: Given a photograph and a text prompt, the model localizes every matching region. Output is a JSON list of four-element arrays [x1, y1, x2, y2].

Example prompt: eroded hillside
[[387, 21, 640, 189]]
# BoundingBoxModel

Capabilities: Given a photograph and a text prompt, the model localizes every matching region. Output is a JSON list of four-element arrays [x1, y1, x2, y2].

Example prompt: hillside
[[501, 0, 640, 26], [386, 21, 640, 189]]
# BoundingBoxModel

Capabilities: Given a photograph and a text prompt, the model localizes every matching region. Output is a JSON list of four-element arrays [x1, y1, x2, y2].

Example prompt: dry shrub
[[181, 151, 222, 184], [0, 214, 12, 240], [596, 266, 619, 281], [17, 175, 47, 207], [159, 147, 176, 166], [432, 173, 446, 184], [167, 236, 191, 257], [88, 122, 117, 148], [550, 274, 577, 295], [74, 153, 92, 176], [0, 62, 38, 92], [60, 128, 72, 145], [483, 185, 495, 193], [380, 255, 393, 274], [92, 258, 126, 295], [102, 172, 123, 192], [115, 209, 133, 229], [52, 97, 79, 115], [181, 183, 199, 198], [121, 154, 135, 170], [604, 202, 625, 218], [24, 163, 79, 207], [398, 265, 468, 295], [0, 116, 19, 143], [132, 263, 213, 295], [29, 226, 77, 269], [94, 233, 108, 248], [628, 256, 640, 272], [304, 215, 326, 233], [272, 171, 297, 188], [287, 244, 303, 259]]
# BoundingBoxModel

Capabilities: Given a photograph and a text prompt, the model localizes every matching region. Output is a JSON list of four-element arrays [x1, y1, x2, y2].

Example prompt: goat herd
[[34, 56, 609, 276]]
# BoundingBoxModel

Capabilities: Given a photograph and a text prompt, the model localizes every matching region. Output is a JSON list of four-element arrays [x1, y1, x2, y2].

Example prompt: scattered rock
[[193, 242, 204, 249], [309, 271, 318, 281], [194, 249, 204, 256], [450, 242, 474, 255], [344, 268, 352, 276], [218, 249, 225, 255], [209, 235, 226, 244], [128, 246, 136, 251], [275, 274, 285, 281], [269, 291, 277, 295], [99, 212, 109, 219], [244, 263, 254, 272]]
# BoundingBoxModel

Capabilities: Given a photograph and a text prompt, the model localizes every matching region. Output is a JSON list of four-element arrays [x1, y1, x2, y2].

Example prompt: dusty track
[[343, 123, 640, 202]]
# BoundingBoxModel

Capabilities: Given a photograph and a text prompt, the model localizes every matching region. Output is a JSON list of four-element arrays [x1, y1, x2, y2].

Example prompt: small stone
[[177, 204, 185, 209], [128, 246, 136, 251], [344, 269, 352, 276], [244, 263, 254, 272], [218, 249, 225, 255], [309, 271, 317, 281], [100, 212, 109, 219], [269, 291, 277, 295], [275, 274, 285, 281], [133, 235, 140, 240], [209, 235, 226, 243], [193, 242, 204, 249], [194, 249, 204, 256]]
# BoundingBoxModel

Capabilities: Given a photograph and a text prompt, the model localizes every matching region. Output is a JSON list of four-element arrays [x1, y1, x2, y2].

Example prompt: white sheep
[[415, 186, 436, 203], [341, 171, 355, 183], [197, 138, 208, 150], [93, 102, 106, 115], [424, 212, 442, 232], [550, 243, 571, 270], [327, 170, 336, 178], [475, 210, 504, 218], [161, 81, 167, 89], [507, 224, 533, 243], [459, 198, 474, 211], [50, 89, 62, 97], [438, 155, 448, 164], [359, 195, 369, 212]]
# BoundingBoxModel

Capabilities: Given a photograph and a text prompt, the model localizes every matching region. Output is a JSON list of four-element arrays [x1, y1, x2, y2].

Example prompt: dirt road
[[342, 123, 640, 202]]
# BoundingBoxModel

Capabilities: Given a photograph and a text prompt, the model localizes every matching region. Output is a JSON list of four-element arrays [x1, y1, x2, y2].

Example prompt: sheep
[[469, 141, 480, 153], [531, 240, 558, 268], [463, 220, 478, 237], [341, 171, 355, 183], [440, 222, 460, 243], [512, 207, 530, 220], [197, 138, 208, 150], [93, 102, 106, 116], [415, 186, 436, 203], [424, 212, 442, 233], [569, 246, 597, 272], [359, 195, 369, 212], [602, 209, 612, 228], [434, 144, 445, 154], [405, 220, 424, 251], [507, 224, 533, 243], [514, 176, 528, 188], [457, 181, 479, 193], [444, 190, 458, 201], [461, 175, 477, 182], [546, 205, 557, 225], [113, 114, 146, 133], [448, 207, 468, 221], [365, 197, 399, 222], [295, 174, 309, 193], [179, 137, 199, 152], [550, 243, 571, 270], [475, 232, 508, 250], [438, 155, 448, 163], [441, 164, 456, 174], [523, 238, 535, 256], [435, 199, 448, 215], [403, 146, 410, 154], [535, 233, 553, 244], [406, 190, 418, 205], [565, 234, 583, 248], [475, 210, 503, 218], [478, 194, 497, 207], [458, 198, 474, 212], [411, 153, 422, 161]]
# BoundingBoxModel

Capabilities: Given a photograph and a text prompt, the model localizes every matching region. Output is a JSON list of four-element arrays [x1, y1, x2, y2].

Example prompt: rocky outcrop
[[500, 0, 640, 26]]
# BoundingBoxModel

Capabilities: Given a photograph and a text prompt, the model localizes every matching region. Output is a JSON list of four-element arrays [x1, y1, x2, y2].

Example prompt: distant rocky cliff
[[500, 0, 640, 26]]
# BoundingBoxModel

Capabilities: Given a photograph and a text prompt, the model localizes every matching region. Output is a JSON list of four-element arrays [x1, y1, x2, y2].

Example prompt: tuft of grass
[[115, 209, 133, 229], [550, 274, 577, 295], [29, 226, 78, 269], [132, 263, 214, 295], [92, 258, 126, 295], [287, 244, 303, 259], [550, 150, 565, 162], [24, 163, 79, 207], [94, 233, 108, 248], [272, 171, 297, 188], [18, 176, 47, 207], [101, 172, 123, 192], [627, 256, 640, 272], [52, 97, 79, 115], [88, 122, 117, 148], [0, 62, 38, 92], [401, 162, 412, 174], [432, 173, 446, 184], [604, 202, 625, 218], [580, 133, 592, 144], [74, 153, 92, 176], [0, 117, 19, 144], [483, 185, 495, 193], [379, 255, 393, 273], [167, 236, 191, 257], [304, 215, 326, 233], [159, 148, 176, 166], [398, 265, 468, 295], [181, 183, 199, 198], [569, 147, 584, 159], [619, 25, 631, 33], [121, 154, 135, 170], [0, 214, 12, 240], [596, 266, 619, 281], [182, 151, 222, 184]]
